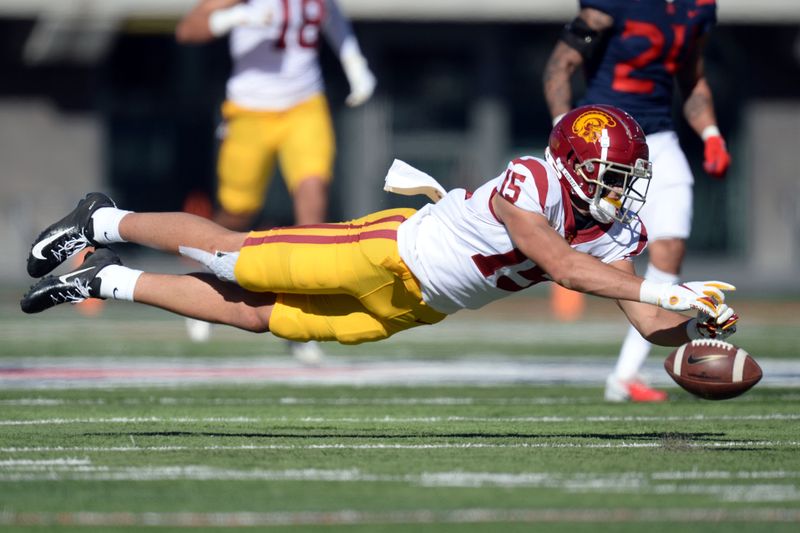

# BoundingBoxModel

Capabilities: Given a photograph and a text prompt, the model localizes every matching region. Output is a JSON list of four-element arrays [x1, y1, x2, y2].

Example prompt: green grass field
[[1, 290, 799, 531]]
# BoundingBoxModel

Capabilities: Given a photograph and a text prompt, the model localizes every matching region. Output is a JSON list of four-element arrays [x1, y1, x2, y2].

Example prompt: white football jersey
[[397, 157, 648, 314], [227, 0, 325, 110]]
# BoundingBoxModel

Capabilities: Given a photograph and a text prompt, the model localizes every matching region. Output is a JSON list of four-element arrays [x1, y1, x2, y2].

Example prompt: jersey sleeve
[[606, 216, 648, 263], [495, 157, 555, 216], [321, 0, 356, 54]]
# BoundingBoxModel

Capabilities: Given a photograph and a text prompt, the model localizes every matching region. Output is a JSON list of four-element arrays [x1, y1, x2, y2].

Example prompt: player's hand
[[206, 4, 277, 38], [343, 54, 376, 107], [703, 134, 730, 180], [640, 280, 736, 316], [693, 304, 739, 340]]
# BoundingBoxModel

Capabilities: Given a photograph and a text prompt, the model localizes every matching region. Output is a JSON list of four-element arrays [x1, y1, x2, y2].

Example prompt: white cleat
[[186, 318, 212, 343], [289, 340, 325, 366]]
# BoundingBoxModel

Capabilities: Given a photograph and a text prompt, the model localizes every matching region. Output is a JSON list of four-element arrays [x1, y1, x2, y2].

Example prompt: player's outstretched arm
[[176, 0, 274, 43], [614, 261, 739, 347], [493, 193, 645, 301], [492, 194, 738, 345]]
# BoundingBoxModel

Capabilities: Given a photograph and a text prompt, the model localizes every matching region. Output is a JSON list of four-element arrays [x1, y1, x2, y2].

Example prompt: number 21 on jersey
[[613, 21, 688, 94]]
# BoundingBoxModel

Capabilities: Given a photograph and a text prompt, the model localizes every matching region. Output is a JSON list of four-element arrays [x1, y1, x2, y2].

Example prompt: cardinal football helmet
[[545, 104, 652, 224]]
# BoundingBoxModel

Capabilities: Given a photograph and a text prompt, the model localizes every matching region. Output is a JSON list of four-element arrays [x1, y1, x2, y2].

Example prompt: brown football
[[664, 340, 762, 400]]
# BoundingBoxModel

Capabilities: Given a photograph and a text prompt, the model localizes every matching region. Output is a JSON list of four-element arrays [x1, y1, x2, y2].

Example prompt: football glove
[[702, 132, 730, 179], [689, 304, 739, 340], [340, 38, 376, 107], [640, 280, 736, 317]]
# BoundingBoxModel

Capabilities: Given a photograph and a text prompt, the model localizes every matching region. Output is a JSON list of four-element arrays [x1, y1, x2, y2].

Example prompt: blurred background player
[[175, 0, 376, 362], [543, 0, 731, 401]]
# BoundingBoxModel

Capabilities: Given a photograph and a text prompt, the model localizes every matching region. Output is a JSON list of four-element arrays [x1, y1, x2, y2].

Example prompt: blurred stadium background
[[0, 0, 799, 292]]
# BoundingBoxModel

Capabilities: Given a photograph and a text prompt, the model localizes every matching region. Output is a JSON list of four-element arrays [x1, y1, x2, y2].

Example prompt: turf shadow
[[82, 430, 729, 441]]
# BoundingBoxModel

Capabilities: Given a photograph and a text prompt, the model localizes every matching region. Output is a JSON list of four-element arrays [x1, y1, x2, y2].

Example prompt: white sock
[[96, 264, 143, 301], [613, 263, 680, 381], [92, 207, 132, 245]]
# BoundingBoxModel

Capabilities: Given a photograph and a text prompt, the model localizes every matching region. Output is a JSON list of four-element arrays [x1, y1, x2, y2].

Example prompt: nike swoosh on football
[[58, 266, 95, 284], [31, 229, 76, 260], [687, 354, 727, 364]]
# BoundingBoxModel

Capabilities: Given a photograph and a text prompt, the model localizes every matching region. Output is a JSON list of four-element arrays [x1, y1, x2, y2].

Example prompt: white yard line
[[0, 396, 598, 407], [3, 393, 800, 407], [1, 355, 798, 388], [1, 508, 799, 526], [0, 465, 797, 503], [1, 413, 799, 426]]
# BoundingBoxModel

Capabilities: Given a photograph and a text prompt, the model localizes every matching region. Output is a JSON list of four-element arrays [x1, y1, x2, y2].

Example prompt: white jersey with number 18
[[397, 157, 648, 314], [227, 0, 326, 110]]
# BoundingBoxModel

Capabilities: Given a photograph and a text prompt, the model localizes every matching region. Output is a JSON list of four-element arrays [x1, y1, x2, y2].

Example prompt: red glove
[[703, 132, 730, 180]]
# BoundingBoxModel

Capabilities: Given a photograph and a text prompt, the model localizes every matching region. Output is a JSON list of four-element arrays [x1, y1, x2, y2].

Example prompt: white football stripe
[[2, 508, 800, 527], [673, 344, 686, 376], [733, 348, 747, 382]]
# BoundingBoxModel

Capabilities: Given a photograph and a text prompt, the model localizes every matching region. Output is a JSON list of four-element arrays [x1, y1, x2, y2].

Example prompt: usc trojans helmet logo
[[572, 110, 617, 144]]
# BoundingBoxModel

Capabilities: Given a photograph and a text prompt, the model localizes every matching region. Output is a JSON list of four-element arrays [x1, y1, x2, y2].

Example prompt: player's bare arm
[[676, 35, 717, 135], [676, 34, 730, 178], [491, 193, 642, 302], [543, 8, 613, 121], [176, 0, 247, 43], [611, 260, 694, 346]]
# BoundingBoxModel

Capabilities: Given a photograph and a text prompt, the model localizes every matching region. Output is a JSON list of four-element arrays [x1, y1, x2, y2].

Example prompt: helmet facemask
[[576, 156, 652, 224]]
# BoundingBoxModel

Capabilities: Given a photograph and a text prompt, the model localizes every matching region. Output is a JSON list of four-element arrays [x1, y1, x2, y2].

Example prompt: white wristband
[[701, 125, 721, 141], [639, 280, 669, 306]]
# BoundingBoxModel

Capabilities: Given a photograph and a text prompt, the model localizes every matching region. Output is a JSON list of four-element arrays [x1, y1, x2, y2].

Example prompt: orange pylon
[[550, 283, 585, 322]]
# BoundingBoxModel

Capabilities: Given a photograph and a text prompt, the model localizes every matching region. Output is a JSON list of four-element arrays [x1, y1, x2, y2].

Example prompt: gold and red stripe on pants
[[234, 208, 446, 344]]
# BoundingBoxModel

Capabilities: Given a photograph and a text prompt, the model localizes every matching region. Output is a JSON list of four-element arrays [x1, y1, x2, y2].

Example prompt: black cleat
[[20, 248, 121, 314], [27, 192, 116, 277]]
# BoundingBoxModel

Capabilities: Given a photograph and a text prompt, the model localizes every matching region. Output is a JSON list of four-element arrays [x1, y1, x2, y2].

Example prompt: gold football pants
[[216, 93, 335, 215], [234, 208, 446, 344]]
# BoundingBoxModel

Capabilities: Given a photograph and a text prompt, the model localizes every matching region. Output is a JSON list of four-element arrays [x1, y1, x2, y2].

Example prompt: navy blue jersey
[[578, 0, 716, 134]]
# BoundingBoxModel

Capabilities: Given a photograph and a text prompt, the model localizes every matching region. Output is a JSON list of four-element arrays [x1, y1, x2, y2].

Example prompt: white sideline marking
[[652, 471, 800, 480], [0, 458, 90, 466], [2, 508, 799, 526], [4, 392, 800, 407], [1, 413, 799, 426], [0, 466, 797, 502], [3, 441, 800, 453], [0, 396, 594, 407], [2, 355, 798, 389]]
